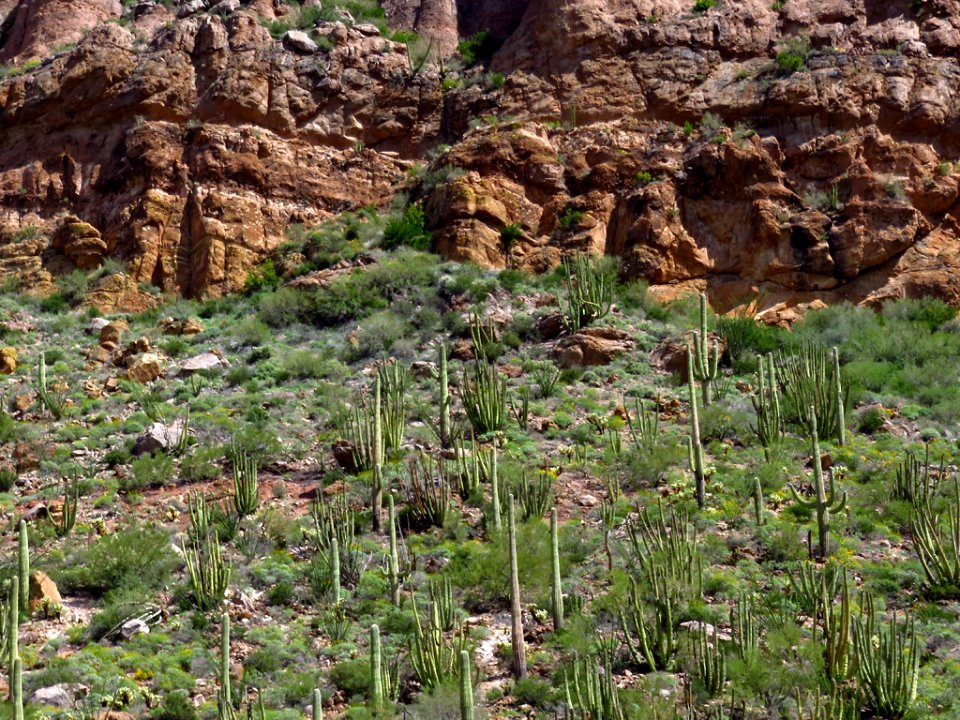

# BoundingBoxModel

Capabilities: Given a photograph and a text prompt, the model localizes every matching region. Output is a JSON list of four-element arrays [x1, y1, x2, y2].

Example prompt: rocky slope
[[1, 0, 960, 316]]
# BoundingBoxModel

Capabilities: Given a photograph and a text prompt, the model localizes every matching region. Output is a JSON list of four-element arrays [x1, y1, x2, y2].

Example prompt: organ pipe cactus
[[561, 253, 612, 332], [461, 360, 507, 436], [508, 494, 527, 678], [564, 651, 625, 720], [691, 293, 720, 406], [459, 651, 474, 720], [852, 593, 919, 719], [619, 574, 676, 672], [731, 593, 758, 662], [387, 494, 401, 607], [54, 481, 79, 538], [370, 624, 383, 711], [686, 344, 706, 508], [912, 477, 960, 596], [819, 570, 852, 687], [8, 577, 17, 702], [439, 344, 452, 448], [378, 361, 407, 452], [790, 411, 847, 559], [694, 625, 727, 698], [231, 450, 258, 518], [184, 530, 230, 611], [751, 352, 782, 458], [550, 507, 564, 632], [12, 656, 22, 720]]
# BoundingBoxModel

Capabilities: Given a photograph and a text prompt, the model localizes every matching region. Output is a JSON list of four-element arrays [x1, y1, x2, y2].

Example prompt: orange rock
[[28, 571, 63, 618], [0, 347, 16, 375]]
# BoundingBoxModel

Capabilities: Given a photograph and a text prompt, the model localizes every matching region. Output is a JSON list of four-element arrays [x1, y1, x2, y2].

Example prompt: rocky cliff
[[1, 0, 959, 316]]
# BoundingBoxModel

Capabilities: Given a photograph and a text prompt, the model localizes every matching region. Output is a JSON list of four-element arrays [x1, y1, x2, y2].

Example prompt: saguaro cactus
[[439, 344, 451, 448], [691, 293, 720, 406], [12, 656, 22, 720], [8, 577, 18, 702], [218, 613, 235, 720], [312, 688, 323, 720], [387, 494, 401, 606], [460, 651, 474, 720], [331, 537, 341, 603], [508, 495, 527, 678], [687, 344, 706, 508], [550, 508, 564, 631], [17, 520, 28, 612], [372, 374, 384, 533], [832, 346, 846, 446], [790, 411, 847, 559], [753, 477, 765, 526], [370, 624, 383, 711]]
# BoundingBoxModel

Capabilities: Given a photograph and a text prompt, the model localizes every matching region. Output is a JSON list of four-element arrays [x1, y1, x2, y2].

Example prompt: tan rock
[[556, 327, 634, 368], [0, 347, 16, 374], [125, 353, 166, 384], [28, 571, 63, 618], [98, 322, 125, 350]]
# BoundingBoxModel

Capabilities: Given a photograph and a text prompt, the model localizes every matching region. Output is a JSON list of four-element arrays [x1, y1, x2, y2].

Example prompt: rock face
[[2, 0, 960, 312]]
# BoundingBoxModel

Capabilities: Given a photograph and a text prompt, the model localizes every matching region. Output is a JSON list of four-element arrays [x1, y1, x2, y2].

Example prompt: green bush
[[124, 453, 175, 492], [381, 204, 431, 251], [457, 30, 502, 67], [245, 259, 281, 293], [60, 527, 178, 594], [775, 37, 811, 72]]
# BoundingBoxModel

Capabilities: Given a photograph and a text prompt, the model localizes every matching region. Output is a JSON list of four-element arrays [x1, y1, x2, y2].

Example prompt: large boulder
[[125, 353, 166, 383], [0, 347, 17, 374], [556, 327, 634, 368], [28, 571, 63, 617], [178, 351, 228, 376], [133, 417, 187, 455]]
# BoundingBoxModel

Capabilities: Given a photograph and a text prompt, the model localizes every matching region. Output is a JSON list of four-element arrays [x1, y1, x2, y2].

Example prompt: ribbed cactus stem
[[687, 344, 706, 509], [439, 344, 451, 448], [219, 613, 232, 720], [550, 507, 564, 631], [459, 651, 474, 720], [790, 410, 848, 559], [372, 375, 383, 533], [691, 293, 720, 406], [8, 577, 18, 702], [331, 537, 341, 603], [753, 477, 764, 526], [508, 494, 527, 678], [12, 656, 22, 720], [388, 494, 400, 606], [490, 442, 501, 531], [312, 688, 323, 720], [832, 346, 845, 446], [370, 624, 383, 710], [18, 520, 28, 612]]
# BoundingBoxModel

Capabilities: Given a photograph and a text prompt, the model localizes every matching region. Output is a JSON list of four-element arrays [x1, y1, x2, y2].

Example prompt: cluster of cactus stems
[[912, 477, 960, 595], [790, 411, 847, 559], [378, 362, 408, 452], [561, 253, 612, 332], [817, 569, 852, 687], [189, 491, 209, 538], [779, 342, 846, 445], [184, 530, 230, 611], [619, 573, 677, 672], [686, 343, 707, 508], [894, 445, 941, 506], [54, 480, 79, 538], [231, 449, 258, 518], [503, 469, 553, 521], [550, 508, 564, 632], [429, 575, 457, 632], [410, 597, 467, 690], [461, 358, 507, 436], [564, 651, 625, 720], [691, 293, 721, 407], [508, 494, 527, 678], [852, 594, 919, 719], [625, 502, 701, 591], [751, 352, 783, 458], [790, 560, 842, 620], [731, 594, 758, 662], [625, 396, 659, 452], [406, 454, 453, 528], [694, 625, 726, 697]]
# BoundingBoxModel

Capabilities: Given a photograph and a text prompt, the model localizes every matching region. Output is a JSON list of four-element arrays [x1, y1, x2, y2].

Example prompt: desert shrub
[[776, 36, 811, 72], [381, 204, 431, 251], [348, 310, 411, 360], [857, 407, 886, 434], [180, 445, 223, 483], [232, 316, 271, 347], [457, 30, 502, 67], [60, 527, 178, 595], [56, 269, 91, 306], [716, 315, 784, 372], [281, 349, 331, 379], [149, 691, 198, 720], [123, 453, 175, 492], [245, 259, 281, 293], [259, 287, 314, 328]]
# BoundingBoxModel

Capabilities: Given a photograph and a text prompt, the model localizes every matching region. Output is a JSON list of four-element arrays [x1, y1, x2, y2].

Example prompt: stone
[[208, 0, 239, 13], [556, 327, 634, 369], [99, 322, 125, 350], [125, 352, 166, 383], [409, 361, 437, 378], [283, 29, 318, 53], [178, 351, 227, 375], [87, 317, 111, 334], [353, 23, 380, 36], [0, 347, 16, 374], [120, 618, 151, 639], [31, 684, 86, 709], [177, 0, 206, 17], [28, 571, 63, 618], [159, 317, 204, 335], [133, 417, 187, 456]]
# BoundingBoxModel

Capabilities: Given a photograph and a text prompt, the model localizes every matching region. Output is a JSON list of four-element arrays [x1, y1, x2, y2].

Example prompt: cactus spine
[[832, 346, 846, 446], [687, 344, 706, 509], [691, 293, 720, 406], [12, 656, 22, 720], [372, 374, 383, 533], [312, 688, 323, 720], [550, 507, 564, 631], [8, 577, 17, 702], [370, 624, 383, 710], [508, 494, 527, 678], [790, 411, 847, 559], [439, 344, 451, 448], [753, 477, 765, 526], [331, 536, 341, 603], [459, 651, 474, 720], [388, 494, 400, 606], [218, 613, 235, 720], [17, 521, 28, 612]]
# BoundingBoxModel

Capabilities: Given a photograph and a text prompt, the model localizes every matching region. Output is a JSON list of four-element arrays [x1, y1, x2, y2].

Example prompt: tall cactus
[[372, 374, 384, 533], [691, 293, 720, 406], [852, 593, 919, 719], [550, 508, 564, 632], [459, 651, 474, 720], [751, 352, 782, 458], [218, 613, 236, 720], [753, 477, 765, 526], [439, 344, 451, 448], [12, 656, 22, 720], [17, 520, 28, 612], [490, 442, 501, 531], [232, 450, 258, 517], [832, 347, 846, 446], [820, 570, 851, 687], [184, 530, 230, 611], [387, 494, 401, 606], [687, 344, 706, 509], [312, 688, 323, 720], [331, 536, 341, 604], [8, 577, 17, 702], [508, 495, 527, 678], [370, 624, 383, 711], [790, 411, 847, 559]]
